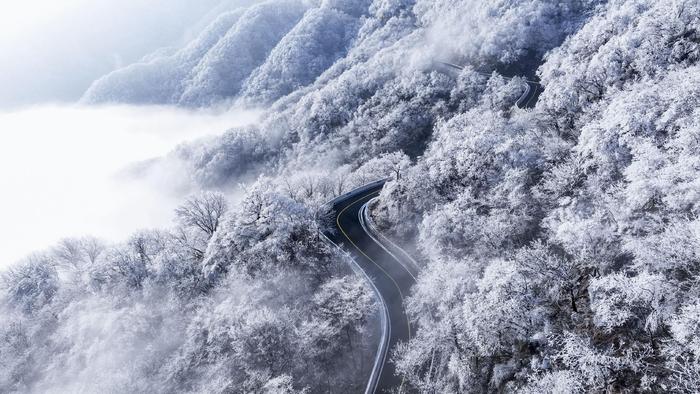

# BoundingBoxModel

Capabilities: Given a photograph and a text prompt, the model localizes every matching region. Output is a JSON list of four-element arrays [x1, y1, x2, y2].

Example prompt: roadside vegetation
[[3, 0, 699, 392]]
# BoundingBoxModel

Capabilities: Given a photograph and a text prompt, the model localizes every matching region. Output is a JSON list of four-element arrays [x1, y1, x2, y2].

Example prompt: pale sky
[[0, 0, 231, 108]]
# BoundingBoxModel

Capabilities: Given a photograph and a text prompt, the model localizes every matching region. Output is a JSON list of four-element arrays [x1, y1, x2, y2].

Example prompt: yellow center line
[[335, 190, 411, 392]]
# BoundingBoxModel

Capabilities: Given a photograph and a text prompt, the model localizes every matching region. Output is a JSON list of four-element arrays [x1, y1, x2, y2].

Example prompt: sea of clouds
[[0, 104, 260, 268]]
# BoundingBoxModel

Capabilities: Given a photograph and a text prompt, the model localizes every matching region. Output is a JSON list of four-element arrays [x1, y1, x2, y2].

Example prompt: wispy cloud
[[0, 104, 260, 268]]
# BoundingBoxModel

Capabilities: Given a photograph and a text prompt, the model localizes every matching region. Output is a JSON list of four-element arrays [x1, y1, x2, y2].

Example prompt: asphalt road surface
[[436, 61, 543, 109], [322, 64, 543, 393], [325, 181, 416, 394]]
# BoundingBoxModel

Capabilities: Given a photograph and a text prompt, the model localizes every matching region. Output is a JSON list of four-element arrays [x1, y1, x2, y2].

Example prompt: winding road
[[436, 61, 543, 109], [324, 180, 416, 394], [323, 63, 543, 393]]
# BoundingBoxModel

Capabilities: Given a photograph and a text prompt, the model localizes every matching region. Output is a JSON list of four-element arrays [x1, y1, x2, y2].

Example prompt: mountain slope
[[4, 0, 700, 393]]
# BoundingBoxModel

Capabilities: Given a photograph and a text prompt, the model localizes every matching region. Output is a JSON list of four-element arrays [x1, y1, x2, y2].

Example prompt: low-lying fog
[[0, 105, 259, 268]]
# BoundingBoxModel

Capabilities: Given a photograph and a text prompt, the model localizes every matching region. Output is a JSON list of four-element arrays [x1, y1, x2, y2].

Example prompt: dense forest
[[3, 0, 700, 392]]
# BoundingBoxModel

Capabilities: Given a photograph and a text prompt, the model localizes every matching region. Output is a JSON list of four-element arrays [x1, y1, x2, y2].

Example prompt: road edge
[[320, 184, 391, 394], [358, 201, 419, 281], [361, 198, 420, 274]]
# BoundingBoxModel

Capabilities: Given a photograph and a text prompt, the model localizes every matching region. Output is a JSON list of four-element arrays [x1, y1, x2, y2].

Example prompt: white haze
[[0, 0, 249, 108], [0, 105, 260, 268]]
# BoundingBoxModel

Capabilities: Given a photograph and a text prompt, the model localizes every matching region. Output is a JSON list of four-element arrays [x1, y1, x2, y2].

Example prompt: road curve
[[323, 180, 416, 393], [320, 65, 543, 393], [435, 61, 543, 109]]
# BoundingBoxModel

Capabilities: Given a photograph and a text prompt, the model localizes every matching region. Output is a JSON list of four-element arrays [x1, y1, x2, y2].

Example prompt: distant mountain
[[82, 0, 371, 107], [5, 0, 700, 393]]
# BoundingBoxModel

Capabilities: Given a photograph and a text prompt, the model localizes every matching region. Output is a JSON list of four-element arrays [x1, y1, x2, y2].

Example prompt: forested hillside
[[3, 0, 700, 392]]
